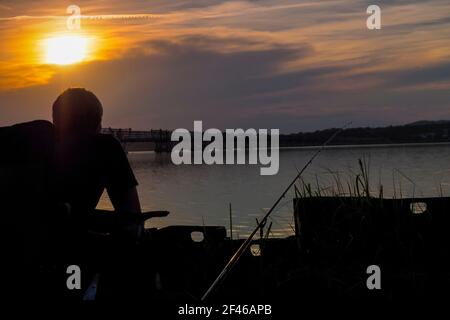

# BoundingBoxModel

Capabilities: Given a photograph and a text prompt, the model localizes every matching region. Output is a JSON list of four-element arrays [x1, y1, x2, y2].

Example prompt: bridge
[[102, 128, 173, 153]]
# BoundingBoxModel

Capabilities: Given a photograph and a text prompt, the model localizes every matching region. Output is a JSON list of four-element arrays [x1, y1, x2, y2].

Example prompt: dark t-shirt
[[53, 134, 138, 213]]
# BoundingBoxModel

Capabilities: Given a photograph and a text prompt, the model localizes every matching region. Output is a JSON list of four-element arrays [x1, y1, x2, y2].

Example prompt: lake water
[[98, 143, 450, 238]]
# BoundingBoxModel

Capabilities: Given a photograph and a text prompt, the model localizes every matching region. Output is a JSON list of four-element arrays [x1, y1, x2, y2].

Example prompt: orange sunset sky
[[1, 0, 449, 132]]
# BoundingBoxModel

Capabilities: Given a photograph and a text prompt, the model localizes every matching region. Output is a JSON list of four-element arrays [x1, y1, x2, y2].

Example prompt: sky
[[1, 0, 449, 133]]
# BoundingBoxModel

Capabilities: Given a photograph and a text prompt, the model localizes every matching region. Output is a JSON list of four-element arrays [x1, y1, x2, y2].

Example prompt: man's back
[[53, 133, 138, 214]]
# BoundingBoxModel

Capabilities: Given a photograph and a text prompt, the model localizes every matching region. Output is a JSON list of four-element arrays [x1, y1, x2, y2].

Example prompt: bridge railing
[[101, 128, 172, 143]]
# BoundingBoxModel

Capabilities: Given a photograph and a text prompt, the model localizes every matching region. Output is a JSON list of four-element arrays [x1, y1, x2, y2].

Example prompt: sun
[[44, 35, 89, 65]]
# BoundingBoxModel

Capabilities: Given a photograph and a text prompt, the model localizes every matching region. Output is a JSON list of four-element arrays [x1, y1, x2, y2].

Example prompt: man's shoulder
[[96, 133, 120, 143], [94, 133, 137, 187], [94, 133, 124, 153]]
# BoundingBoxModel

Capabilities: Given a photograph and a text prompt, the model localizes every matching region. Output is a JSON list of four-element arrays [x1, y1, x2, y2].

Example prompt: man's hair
[[52, 88, 103, 135]]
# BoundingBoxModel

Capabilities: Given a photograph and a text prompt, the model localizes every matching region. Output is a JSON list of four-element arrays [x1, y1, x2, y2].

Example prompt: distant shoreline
[[280, 141, 450, 151], [117, 120, 450, 153], [126, 141, 450, 154]]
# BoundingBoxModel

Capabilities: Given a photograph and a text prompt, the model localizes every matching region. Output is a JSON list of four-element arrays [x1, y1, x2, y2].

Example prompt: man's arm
[[103, 135, 141, 214], [108, 186, 142, 214], [107, 186, 143, 240]]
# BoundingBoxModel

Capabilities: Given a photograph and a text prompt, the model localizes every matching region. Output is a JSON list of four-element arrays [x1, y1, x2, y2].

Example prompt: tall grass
[[293, 157, 436, 200]]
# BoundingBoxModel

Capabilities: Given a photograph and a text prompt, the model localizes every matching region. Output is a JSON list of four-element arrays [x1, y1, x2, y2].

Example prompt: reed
[[293, 156, 439, 200]]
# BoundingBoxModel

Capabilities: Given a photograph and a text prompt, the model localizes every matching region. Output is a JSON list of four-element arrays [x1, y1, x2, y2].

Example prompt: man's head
[[52, 88, 103, 136]]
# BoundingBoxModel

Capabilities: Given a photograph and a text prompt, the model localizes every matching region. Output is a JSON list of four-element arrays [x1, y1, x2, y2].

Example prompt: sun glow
[[44, 35, 90, 65]]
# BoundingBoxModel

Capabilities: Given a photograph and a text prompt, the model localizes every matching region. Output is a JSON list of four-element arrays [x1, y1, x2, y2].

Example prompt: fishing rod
[[201, 122, 352, 301]]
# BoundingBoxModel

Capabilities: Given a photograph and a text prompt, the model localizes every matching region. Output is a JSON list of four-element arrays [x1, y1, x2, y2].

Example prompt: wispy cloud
[[0, 13, 161, 22]]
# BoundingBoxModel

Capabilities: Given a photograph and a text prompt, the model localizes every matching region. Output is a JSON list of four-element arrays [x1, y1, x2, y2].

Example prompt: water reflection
[[98, 144, 450, 237]]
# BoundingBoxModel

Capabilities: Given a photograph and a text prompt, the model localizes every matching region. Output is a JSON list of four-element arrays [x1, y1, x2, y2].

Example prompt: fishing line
[[201, 121, 352, 301]]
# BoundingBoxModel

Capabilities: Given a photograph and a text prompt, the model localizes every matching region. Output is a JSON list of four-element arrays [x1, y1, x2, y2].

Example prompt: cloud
[[3, 33, 449, 132], [1, 0, 450, 131]]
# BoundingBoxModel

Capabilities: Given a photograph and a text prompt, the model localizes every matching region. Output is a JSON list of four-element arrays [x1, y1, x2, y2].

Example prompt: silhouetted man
[[52, 88, 141, 215], [52, 88, 146, 299], [1, 88, 146, 299]]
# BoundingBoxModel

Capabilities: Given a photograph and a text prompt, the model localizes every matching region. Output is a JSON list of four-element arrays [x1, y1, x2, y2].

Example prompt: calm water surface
[[98, 143, 450, 237]]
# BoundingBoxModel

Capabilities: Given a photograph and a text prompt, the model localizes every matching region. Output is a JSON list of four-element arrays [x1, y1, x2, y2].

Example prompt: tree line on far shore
[[280, 120, 450, 147]]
